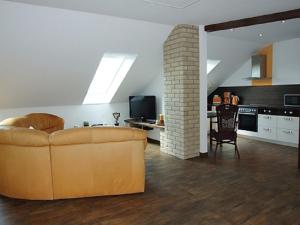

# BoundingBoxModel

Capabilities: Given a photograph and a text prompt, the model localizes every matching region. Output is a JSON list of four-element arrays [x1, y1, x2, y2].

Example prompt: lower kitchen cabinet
[[277, 128, 299, 144], [257, 114, 299, 146], [277, 116, 299, 131], [258, 114, 277, 127], [258, 126, 277, 140]]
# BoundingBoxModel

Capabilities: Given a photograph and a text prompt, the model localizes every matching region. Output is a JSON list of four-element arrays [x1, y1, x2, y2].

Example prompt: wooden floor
[[1, 137, 300, 225]]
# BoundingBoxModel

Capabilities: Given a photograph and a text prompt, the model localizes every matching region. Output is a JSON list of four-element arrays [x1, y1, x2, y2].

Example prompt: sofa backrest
[[49, 127, 147, 148]]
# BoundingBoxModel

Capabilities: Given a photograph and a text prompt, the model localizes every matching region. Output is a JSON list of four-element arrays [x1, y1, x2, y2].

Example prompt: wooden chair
[[211, 104, 240, 159]]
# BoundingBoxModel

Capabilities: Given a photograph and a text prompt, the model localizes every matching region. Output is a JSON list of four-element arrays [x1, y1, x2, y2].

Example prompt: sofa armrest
[[0, 116, 30, 128], [0, 127, 49, 147]]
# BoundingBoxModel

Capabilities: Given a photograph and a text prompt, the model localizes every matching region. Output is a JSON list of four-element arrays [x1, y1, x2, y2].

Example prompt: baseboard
[[238, 134, 298, 148], [147, 138, 160, 145]]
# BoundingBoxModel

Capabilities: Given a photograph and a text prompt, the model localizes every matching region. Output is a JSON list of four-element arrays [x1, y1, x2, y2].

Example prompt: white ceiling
[[212, 18, 300, 45], [5, 0, 300, 25]]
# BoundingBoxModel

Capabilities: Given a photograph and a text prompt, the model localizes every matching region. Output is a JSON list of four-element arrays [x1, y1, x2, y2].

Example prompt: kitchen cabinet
[[257, 114, 299, 146], [277, 116, 299, 144], [277, 128, 299, 144], [277, 116, 299, 130], [258, 126, 277, 140], [258, 114, 277, 126], [258, 115, 277, 140]]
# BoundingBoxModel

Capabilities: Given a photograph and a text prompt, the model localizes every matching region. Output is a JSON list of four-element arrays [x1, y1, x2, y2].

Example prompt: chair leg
[[235, 141, 240, 159], [214, 143, 219, 158]]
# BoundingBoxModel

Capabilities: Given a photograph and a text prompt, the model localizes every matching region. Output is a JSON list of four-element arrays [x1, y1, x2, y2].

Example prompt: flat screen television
[[129, 96, 156, 121]]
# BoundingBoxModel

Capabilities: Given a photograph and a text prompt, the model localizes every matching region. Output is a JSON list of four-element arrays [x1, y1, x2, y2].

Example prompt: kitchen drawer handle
[[283, 117, 293, 121], [282, 130, 293, 135], [263, 128, 271, 132], [263, 116, 271, 120]]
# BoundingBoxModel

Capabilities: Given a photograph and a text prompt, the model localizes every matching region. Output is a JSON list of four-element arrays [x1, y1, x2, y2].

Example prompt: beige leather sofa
[[0, 115, 147, 200]]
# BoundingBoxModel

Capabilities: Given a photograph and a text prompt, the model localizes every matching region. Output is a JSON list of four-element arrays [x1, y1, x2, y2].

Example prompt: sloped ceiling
[[207, 18, 300, 94], [0, 1, 172, 108], [207, 35, 262, 94]]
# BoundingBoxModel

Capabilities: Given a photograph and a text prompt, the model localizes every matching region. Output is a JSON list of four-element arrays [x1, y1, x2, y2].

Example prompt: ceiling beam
[[205, 9, 300, 32]]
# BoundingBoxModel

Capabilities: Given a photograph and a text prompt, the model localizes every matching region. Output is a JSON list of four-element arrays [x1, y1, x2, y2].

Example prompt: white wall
[[221, 38, 300, 86], [0, 103, 129, 129], [137, 70, 164, 140], [0, 0, 172, 108], [199, 26, 208, 154], [0, 0, 172, 135], [273, 38, 300, 85]]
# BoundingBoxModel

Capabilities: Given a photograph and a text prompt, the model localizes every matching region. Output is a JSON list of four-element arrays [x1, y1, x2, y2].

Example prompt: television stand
[[124, 119, 165, 130], [146, 120, 156, 124]]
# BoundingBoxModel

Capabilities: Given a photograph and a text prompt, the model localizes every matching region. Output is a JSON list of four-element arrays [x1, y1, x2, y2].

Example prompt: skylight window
[[83, 53, 137, 104], [207, 59, 221, 74]]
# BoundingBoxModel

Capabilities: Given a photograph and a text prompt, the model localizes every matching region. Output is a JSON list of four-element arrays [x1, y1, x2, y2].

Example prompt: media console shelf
[[124, 119, 165, 130]]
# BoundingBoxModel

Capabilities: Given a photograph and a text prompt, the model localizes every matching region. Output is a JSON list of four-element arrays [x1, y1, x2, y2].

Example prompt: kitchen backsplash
[[208, 85, 300, 106]]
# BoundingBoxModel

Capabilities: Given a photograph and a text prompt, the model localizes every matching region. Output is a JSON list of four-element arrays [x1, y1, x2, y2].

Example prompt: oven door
[[238, 113, 258, 132]]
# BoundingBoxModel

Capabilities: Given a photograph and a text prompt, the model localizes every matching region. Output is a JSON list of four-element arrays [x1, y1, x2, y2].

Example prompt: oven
[[238, 107, 258, 132]]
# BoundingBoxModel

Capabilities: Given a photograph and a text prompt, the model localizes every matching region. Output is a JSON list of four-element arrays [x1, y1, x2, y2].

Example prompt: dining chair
[[211, 104, 240, 159]]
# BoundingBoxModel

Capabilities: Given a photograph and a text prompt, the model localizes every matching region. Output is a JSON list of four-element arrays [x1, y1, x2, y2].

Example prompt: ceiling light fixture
[[143, 0, 201, 9], [281, 20, 286, 23], [259, 33, 263, 37]]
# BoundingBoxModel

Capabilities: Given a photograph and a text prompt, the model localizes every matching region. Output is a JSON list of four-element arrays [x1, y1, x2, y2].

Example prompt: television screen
[[129, 96, 156, 121]]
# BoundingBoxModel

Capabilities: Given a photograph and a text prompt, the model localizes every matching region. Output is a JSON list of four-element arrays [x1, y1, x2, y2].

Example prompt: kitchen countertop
[[238, 104, 293, 108], [238, 104, 300, 117], [208, 104, 300, 117]]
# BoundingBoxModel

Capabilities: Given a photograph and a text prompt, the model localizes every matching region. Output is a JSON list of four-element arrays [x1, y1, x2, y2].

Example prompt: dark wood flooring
[[1, 137, 300, 225]]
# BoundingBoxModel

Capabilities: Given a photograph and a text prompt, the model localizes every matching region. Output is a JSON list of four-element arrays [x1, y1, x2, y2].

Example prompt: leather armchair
[[0, 113, 64, 133]]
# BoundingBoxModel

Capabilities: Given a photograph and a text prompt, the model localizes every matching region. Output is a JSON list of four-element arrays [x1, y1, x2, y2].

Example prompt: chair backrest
[[216, 104, 239, 133]]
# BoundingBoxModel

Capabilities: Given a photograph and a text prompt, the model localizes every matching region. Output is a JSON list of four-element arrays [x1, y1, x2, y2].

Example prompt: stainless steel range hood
[[245, 55, 266, 80]]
